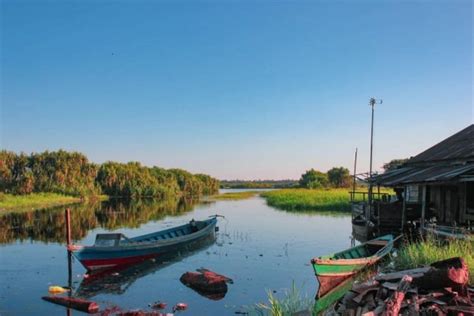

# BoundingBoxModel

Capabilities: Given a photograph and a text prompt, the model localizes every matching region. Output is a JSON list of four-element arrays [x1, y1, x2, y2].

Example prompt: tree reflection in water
[[0, 198, 212, 244]]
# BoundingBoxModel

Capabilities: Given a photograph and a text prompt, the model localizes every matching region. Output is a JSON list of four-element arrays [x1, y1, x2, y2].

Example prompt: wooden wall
[[427, 183, 468, 225]]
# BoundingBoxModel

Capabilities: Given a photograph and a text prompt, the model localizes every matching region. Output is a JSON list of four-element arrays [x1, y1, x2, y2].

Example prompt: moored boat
[[423, 224, 474, 241], [69, 217, 218, 271], [311, 234, 394, 297]]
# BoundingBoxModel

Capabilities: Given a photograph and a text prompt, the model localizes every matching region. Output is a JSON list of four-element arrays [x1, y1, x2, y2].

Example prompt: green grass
[[248, 282, 313, 316], [393, 236, 474, 284], [0, 193, 107, 212], [262, 188, 393, 212], [208, 191, 260, 200], [261, 188, 355, 212]]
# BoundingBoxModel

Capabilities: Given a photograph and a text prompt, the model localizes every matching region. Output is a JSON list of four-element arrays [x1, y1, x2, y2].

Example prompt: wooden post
[[401, 186, 407, 231], [421, 185, 427, 230], [65, 208, 71, 246], [65, 207, 73, 304], [352, 148, 358, 202]]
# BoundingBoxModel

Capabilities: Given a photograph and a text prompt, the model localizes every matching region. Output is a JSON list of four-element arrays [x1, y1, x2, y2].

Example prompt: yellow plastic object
[[48, 286, 69, 294]]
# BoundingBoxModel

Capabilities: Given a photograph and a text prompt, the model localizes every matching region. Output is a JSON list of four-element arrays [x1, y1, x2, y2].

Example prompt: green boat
[[311, 234, 394, 297]]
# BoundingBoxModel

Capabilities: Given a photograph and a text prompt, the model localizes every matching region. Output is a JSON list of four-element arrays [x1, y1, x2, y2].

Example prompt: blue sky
[[1, 0, 472, 179]]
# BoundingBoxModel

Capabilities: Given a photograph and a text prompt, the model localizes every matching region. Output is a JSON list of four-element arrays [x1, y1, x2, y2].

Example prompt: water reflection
[[0, 198, 209, 244], [75, 235, 217, 299]]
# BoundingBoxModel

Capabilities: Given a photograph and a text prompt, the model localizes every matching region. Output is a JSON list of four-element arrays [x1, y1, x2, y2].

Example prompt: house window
[[406, 185, 419, 203]]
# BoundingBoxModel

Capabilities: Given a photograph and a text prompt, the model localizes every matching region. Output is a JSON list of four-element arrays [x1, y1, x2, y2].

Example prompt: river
[[0, 190, 352, 315]]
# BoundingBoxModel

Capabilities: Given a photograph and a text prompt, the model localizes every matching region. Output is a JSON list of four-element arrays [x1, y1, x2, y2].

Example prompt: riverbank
[[259, 237, 474, 315], [0, 193, 107, 212]]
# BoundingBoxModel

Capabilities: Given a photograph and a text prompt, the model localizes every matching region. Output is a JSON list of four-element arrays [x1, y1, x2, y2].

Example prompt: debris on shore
[[327, 257, 473, 315]]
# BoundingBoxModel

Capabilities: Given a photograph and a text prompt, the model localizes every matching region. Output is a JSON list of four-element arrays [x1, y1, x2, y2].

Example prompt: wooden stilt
[[65, 208, 71, 246], [421, 185, 427, 230], [401, 187, 407, 231]]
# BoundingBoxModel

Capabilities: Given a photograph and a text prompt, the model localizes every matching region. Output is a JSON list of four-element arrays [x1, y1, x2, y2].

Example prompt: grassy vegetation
[[0, 193, 82, 211], [262, 188, 393, 212], [220, 180, 298, 189], [249, 282, 313, 316], [393, 236, 474, 283], [261, 188, 354, 212], [208, 191, 260, 200]]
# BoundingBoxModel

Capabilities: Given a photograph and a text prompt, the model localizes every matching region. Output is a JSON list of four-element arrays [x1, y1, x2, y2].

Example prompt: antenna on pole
[[367, 97, 382, 232], [369, 97, 383, 179]]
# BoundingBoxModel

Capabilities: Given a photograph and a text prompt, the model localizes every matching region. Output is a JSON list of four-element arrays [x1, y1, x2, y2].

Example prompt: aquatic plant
[[262, 188, 353, 212], [262, 188, 392, 212], [249, 282, 313, 316]]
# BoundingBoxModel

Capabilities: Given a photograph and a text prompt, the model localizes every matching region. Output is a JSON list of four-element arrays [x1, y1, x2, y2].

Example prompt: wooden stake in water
[[65, 208, 72, 246], [65, 207, 73, 311]]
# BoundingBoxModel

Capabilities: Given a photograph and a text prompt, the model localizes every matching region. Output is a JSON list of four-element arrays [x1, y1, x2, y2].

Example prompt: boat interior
[[331, 239, 388, 260], [93, 219, 210, 246]]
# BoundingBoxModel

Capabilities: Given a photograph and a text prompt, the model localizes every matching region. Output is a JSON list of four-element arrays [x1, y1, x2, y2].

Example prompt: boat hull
[[313, 260, 373, 297], [352, 220, 374, 242], [71, 218, 217, 271], [311, 235, 394, 297]]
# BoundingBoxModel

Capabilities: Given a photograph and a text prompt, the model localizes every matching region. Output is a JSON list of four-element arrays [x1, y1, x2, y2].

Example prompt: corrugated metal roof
[[374, 163, 474, 186], [408, 124, 474, 164]]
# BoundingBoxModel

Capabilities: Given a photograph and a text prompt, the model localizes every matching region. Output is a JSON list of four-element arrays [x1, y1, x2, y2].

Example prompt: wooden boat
[[69, 217, 218, 271], [311, 234, 394, 297], [351, 217, 375, 242], [423, 224, 474, 241], [75, 234, 216, 298]]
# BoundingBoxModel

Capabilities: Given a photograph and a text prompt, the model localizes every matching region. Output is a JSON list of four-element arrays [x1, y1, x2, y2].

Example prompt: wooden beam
[[401, 186, 407, 231], [421, 185, 427, 229]]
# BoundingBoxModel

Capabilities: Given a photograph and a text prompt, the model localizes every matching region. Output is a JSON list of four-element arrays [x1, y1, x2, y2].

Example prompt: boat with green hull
[[311, 234, 394, 297]]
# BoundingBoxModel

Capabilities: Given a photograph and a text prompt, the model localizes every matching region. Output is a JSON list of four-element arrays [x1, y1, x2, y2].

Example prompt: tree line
[[299, 167, 352, 189], [299, 158, 410, 189], [0, 150, 219, 198]]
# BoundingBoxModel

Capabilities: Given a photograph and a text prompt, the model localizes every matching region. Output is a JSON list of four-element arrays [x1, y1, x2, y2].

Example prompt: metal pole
[[369, 98, 375, 178], [367, 98, 376, 227]]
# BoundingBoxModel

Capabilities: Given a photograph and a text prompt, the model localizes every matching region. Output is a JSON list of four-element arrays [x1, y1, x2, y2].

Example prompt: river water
[[0, 190, 352, 315]]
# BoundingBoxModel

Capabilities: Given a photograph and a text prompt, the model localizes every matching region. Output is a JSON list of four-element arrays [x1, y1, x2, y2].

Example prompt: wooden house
[[354, 124, 474, 239]]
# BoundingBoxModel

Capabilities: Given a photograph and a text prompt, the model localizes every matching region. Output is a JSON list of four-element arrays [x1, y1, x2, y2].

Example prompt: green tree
[[195, 174, 220, 195], [299, 169, 328, 189], [168, 169, 203, 197], [327, 167, 351, 188]]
